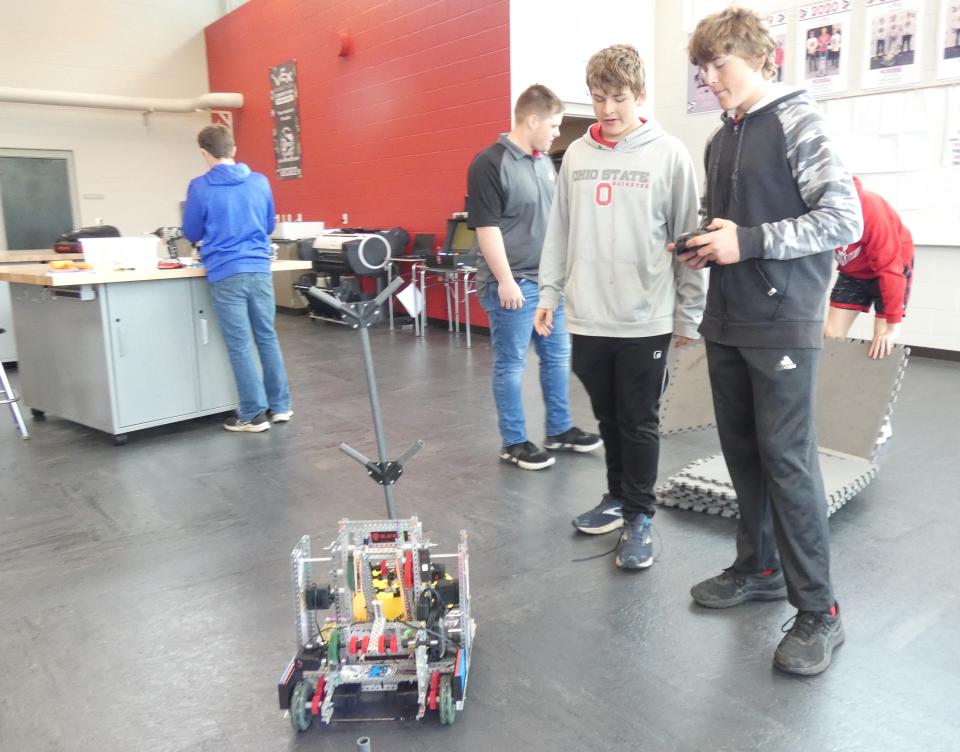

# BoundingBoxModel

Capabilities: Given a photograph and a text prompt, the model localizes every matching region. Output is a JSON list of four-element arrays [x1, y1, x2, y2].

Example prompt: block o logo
[[595, 182, 613, 206]]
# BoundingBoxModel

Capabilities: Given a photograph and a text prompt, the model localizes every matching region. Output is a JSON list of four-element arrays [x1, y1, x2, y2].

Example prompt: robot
[[276, 278, 475, 730]]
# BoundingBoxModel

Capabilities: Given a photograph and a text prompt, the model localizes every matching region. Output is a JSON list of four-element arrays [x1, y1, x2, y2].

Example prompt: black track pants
[[571, 333, 671, 521], [706, 341, 835, 612]]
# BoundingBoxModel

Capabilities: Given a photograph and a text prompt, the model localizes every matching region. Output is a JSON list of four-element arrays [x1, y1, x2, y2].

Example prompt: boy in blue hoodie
[[535, 45, 706, 570], [183, 124, 292, 432], [683, 7, 862, 676]]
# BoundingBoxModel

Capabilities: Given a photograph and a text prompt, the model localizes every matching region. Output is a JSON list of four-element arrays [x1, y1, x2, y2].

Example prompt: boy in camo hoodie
[[680, 7, 863, 677]]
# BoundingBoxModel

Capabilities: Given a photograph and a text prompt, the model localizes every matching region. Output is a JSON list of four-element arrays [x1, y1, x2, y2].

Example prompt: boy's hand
[[674, 335, 693, 346], [690, 218, 741, 266], [869, 319, 901, 359], [534, 307, 553, 336], [498, 278, 525, 309], [666, 240, 703, 268]]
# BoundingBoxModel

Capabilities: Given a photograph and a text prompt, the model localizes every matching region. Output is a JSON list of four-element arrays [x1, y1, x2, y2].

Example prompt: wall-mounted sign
[[270, 60, 302, 180], [796, 0, 853, 96]]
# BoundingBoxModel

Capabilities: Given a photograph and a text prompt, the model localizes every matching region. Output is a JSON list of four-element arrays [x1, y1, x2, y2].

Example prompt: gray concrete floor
[[1, 315, 958, 752]]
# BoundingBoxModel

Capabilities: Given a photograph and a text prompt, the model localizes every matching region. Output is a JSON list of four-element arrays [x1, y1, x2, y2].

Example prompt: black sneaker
[[774, 604, 845, 676], [224, 412, 270, 433], [571, 494, 624, 534], [499, 441, 556, 470], [544, 426, 603, 453], [615, 515, 653, 569], [690, 568, 788, 608]]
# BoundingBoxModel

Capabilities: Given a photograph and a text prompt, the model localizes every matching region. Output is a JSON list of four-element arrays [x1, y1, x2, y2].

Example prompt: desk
[[0, 250, 84, 362], [415, 264, 477, 348], [0, 260, 310, 443]]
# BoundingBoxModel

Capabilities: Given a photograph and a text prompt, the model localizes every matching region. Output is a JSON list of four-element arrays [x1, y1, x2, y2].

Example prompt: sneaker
[[615, 515, 653, 570], [572, 494, 624, 534], [544, 426, 603, 453], [690, 568, 788, 608], [499, 441, 556, 470], [224, 412, 270, 433], [270, 410, 294, 423], [774, 604, 845, 676]]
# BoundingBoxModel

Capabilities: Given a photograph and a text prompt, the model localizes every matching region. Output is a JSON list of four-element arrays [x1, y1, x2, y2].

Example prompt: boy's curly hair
[[586, 44, 646, 97], [688, 6, 778, 80]]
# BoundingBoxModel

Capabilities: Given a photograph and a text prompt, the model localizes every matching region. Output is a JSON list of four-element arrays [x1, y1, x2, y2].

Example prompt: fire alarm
[[338, 32, 353, 57]]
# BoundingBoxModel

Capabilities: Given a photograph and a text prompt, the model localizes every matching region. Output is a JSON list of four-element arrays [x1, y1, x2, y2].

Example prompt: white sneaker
[[271, 410, 294, 423]]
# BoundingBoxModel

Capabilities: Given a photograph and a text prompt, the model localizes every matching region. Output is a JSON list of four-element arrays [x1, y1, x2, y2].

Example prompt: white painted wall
[[653, 0, 960, 352], [510, 1, 656, 121], [0, 0, 225, 239]]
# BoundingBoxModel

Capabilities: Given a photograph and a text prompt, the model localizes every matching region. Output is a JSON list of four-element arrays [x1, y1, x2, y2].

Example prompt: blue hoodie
[[183, 162, 276, 283]]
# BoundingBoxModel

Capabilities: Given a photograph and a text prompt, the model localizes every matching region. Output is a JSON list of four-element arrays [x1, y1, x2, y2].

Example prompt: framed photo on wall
[[937, 0, 960, 79], [862, 0, 924, 90], [796, 1, 852, 96]]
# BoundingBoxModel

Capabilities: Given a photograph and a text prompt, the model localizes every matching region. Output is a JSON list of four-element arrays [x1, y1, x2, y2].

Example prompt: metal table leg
[[419, 266, 427, 337], [386, 262, 394, 331], [464, 270, 472, 349]]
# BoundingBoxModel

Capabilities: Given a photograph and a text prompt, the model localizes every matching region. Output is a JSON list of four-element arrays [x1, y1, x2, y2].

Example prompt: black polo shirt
[[467, 134, 556, 292]]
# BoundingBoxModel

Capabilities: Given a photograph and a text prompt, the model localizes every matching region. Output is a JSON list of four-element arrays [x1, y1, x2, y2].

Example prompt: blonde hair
[[585, 44, 646, 97], [688, 6, 778, 80]]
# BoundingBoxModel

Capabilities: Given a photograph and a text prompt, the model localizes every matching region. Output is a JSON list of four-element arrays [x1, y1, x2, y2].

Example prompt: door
[[191, 279, 239, 411], [106, 280, 199, 428]]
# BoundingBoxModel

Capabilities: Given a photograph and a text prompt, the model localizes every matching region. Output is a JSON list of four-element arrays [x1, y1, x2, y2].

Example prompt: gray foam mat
[[656, 449, 879, 519], [660, 338, 909, 461]]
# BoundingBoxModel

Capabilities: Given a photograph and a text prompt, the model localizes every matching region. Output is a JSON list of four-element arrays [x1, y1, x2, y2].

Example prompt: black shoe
[[499, 441, 556, 470], [224, 412, 270, 433], [544, 426, 603, 453], [615, 515, 653, 570], [690, 568, 788, 608], [571, 494, 624, 534], [774, 604, 845, 676]]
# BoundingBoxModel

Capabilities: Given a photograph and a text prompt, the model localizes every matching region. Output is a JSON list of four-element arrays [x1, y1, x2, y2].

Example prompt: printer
[[302, 227, 409, 277], [294, 227, 409, 322]]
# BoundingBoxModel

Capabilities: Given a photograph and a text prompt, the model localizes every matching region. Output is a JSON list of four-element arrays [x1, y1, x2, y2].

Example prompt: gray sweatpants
[[706, 340, 835, 612]]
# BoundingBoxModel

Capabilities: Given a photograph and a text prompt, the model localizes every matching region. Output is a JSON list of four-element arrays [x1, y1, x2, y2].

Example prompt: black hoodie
[[699, 85, 863, 349]]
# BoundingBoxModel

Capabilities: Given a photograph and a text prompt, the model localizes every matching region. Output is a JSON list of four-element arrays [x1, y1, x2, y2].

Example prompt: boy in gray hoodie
[[534, 44, 706, 570]]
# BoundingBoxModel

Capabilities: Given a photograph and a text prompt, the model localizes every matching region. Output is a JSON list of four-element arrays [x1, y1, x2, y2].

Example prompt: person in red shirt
[[825, 176, 914, 359], [816, 27, 831, 75]]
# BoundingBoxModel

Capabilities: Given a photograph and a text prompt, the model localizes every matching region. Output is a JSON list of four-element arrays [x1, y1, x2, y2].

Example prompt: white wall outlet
[[341, 213, 348, 224]]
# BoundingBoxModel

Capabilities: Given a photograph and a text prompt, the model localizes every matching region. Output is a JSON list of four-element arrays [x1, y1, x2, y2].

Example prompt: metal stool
[[0, 328, 29, 439]]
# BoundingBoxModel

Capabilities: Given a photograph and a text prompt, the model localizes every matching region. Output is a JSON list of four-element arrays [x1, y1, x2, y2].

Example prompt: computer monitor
[[443, 219, 476, 252]]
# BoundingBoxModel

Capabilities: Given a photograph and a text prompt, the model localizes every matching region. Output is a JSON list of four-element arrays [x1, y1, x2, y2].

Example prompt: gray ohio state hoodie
[[538, 120, 706, 339]]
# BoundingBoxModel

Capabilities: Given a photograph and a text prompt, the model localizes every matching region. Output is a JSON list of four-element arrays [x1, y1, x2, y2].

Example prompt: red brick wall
[[205, 0, 510, 326]]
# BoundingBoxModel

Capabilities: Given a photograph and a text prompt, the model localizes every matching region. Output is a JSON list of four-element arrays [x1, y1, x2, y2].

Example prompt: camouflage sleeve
[[737, 100, 864, 261]]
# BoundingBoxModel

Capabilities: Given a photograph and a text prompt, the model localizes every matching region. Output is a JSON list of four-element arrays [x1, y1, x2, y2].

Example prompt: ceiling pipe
[[0, 87, 243, 113]]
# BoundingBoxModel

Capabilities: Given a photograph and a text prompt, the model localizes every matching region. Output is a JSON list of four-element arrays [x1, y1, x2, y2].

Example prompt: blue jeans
[[480, 279, 572, 446], [209, 272, 291, 421]]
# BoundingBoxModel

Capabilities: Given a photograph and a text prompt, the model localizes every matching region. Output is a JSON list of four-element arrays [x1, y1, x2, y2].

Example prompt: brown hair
[[585, 44, 646, 97], [514, 84, 564, 122], [688, 6, 778, 80], [197, 124, 235, 159]]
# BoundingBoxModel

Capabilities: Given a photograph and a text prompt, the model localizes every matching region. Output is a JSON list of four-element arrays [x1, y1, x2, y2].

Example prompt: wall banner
[[269, 60, 303, 181], [863, 0, 924, 90], [796, 1, 853, 96]]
